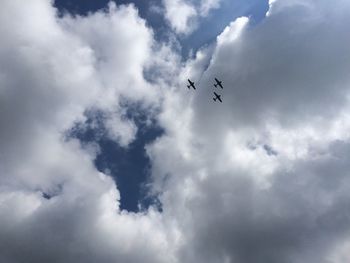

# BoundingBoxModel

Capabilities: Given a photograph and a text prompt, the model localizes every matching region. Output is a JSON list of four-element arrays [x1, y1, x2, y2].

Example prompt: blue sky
[[68, 105, 163, 212]]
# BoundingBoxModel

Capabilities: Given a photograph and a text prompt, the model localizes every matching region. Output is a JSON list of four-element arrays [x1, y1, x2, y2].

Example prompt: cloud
[[162, 0, 221, 34], [199, 0, 221, 16], [2, 0, 350, 262], [147, 0, 350, 262], [0, 0, 173, 262]]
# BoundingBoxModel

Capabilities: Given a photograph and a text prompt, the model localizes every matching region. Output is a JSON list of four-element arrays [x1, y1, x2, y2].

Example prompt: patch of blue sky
[[180, 0, 269, 57], [68, 105, 164, 213]]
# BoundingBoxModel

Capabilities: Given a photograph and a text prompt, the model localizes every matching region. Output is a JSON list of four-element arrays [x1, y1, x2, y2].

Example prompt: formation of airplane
[[214, 78, 223, 89], [187, 79, 196, 90], [213, 92, 222, 103], [186, 78, 224, 103]]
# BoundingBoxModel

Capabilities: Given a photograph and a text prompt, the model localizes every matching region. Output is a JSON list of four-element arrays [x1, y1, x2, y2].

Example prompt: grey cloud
[[178, 141, 350, 263], [185, 0, 350, 136], [148, 1, 350, 262], [2, 0, 350, 262], [0, 1, 173, 262]]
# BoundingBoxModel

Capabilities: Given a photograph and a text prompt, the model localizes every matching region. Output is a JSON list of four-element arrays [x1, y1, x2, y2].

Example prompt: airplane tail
[[213, 98, 216, 101]]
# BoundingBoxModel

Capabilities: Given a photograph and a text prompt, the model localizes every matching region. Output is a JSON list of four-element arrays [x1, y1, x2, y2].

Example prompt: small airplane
[[187, 79, 196, 90], [214, 78, 223, 89], [213, 92, 222, 103]]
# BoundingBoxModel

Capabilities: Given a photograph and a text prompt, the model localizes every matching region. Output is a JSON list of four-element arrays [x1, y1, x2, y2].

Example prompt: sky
[[1, 0, 350, 262]]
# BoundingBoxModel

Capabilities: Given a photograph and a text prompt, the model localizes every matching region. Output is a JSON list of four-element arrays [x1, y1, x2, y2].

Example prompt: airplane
[[187, 79, 196, 90], [213, 92, 222, 103], [214, 78, 223, 89]]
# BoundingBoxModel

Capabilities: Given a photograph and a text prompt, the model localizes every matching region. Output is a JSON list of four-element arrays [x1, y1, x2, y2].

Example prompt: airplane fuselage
[[187, 79, 196, 90], [214, 78, 223, 89], [213, 92, 222, 102]]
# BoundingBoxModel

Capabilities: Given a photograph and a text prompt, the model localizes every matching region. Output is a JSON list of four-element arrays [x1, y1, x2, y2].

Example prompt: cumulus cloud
[[147, 0, 350, 262], [0, 0, 172, 262], [162, 0, 221, 34], [2, 0, 350, 262]]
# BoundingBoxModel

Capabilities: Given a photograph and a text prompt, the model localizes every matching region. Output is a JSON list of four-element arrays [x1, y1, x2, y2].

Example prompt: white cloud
[[0, 0, 173, 262], [2, 0, 350, 262], [163, 0, 197, 34], [199, 0, 221, 16], [147, 0, 350, 262], [162, 0, 221, 34]]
